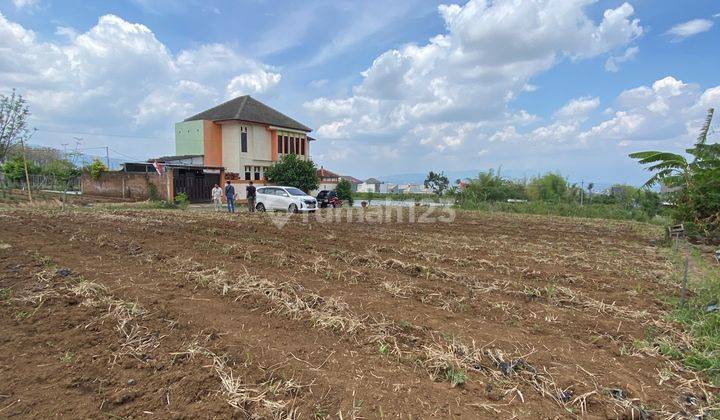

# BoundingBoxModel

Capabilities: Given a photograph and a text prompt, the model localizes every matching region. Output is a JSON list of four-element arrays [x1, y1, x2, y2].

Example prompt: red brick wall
[[81, 172, 172, 201]]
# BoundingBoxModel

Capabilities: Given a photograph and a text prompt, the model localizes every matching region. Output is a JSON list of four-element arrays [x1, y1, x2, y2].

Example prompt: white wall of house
[[221, 123, 241, 173]]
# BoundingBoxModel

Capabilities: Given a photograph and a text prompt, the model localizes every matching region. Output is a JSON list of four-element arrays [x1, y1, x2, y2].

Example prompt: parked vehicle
[[255, 186, 317, 213], [316, 190, 343, 208]]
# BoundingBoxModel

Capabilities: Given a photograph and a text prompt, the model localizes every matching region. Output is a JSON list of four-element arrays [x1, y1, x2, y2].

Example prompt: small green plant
[[174, 192, 190, 209], [39, 256, 54, 266], [59, 351, 75, 364], [443, 367, 467, 387], [16, 310, 31, 319], [0, 288, 11, 301], [378, 342, 390, 355]]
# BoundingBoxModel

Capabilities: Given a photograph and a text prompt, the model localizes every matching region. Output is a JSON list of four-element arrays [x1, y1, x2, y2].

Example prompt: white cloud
[[226, 71, 281, 97], [305, 0, 643, 161], [605, 46, 639, 72], [666, 19, 714, 40], [554, 97, 600, 120], [0, 12, 281, 156], [12, 0, 38, 8], [579, 76, 712, 143]]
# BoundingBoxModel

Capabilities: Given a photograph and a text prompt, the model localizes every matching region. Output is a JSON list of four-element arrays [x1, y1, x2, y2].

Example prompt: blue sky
[[1, 0, 718, 186]]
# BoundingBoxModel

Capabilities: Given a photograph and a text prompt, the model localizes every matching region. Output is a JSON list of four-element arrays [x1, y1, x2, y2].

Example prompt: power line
[[36, 128, 173, 142]]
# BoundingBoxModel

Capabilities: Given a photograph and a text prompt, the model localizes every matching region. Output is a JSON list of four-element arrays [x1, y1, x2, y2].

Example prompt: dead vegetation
[[0, 206, 717, 418]]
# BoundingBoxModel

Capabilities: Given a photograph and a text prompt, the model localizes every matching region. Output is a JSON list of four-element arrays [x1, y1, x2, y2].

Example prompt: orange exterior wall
[[203, 121, 223, 167], [270, 129, 278, 161]]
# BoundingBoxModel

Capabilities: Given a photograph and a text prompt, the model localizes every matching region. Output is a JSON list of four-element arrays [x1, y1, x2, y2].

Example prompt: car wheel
[[256, 203, 266, 212], [288, 203, 298, 213]]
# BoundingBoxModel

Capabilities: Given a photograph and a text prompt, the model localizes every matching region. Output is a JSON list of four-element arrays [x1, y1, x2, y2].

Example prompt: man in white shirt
[[211, 184, 223, 211]]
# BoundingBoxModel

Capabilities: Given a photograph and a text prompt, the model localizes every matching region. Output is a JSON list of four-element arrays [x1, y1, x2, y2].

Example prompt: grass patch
[[664, 246, 720, 386], [458, 200, 670, 224]]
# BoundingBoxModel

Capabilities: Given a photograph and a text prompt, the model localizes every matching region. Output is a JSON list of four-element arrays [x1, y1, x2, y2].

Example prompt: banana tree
[[629, 108, 719, 235]]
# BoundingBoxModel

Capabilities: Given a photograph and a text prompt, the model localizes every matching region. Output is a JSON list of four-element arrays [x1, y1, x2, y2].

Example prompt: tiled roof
[[185, 95, 311, 132]]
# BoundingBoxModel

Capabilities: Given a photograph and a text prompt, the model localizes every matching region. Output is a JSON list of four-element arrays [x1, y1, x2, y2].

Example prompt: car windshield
[[285, 187, 307, 196]]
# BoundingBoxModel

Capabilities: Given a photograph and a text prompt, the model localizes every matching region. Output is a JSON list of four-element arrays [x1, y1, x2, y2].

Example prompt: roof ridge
[[234, 95, 249, 120]]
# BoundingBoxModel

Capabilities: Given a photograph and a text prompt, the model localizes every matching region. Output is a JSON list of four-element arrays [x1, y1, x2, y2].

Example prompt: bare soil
[[0, 206, 716, 418]]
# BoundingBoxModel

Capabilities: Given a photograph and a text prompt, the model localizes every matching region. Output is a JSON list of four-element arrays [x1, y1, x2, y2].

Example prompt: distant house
[[340, 175, 362, 192], [317, 167, 341, 191], [358, 177, 384, 193], [398, 183, 432, 194], [174, 95, 313, 193]]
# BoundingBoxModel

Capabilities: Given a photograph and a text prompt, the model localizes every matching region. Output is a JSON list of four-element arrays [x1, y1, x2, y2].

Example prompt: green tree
[[44, 158, 81, 185], [526, 173, 568, 202], [84, 159, 108, 180], [0, 89, 34, 163], [1, 154, 39, 182], [459, 169, 526, 204], [335, 178, 353, 205], [424, 171, 449, 197], [630, 108, 720, 237], [265, 154, 319, 193]]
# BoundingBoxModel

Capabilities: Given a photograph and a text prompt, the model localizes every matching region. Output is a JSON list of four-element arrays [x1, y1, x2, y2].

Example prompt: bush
[[458, 170, 526, 205], [526, 173, 568, 202], [174, 192, 189, 209], [335, 178, 353, 205], [1, 155, 40, 182], [84, 159, 108, 180]]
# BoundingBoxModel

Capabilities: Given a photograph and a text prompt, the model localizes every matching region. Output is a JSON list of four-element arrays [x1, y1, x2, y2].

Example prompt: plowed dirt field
[[0, 206, 715, 418]]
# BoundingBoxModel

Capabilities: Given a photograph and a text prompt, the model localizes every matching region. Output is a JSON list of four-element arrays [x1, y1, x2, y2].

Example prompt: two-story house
[[175, 95, 313, 190]]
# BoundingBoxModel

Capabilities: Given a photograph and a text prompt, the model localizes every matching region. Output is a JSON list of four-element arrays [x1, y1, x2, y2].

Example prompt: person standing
[[224, 180, 236, 213], [246, 181, 257, 212], [211, 184, 223, 212]]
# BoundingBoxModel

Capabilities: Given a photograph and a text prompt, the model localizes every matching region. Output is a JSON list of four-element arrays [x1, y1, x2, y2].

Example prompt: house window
[[241, 128, 248, 153], [277, 134, 283, 154], [254, 166, 261, 180], [244, 165, 251, 180], [289, 137, 295, 154], [300, 138, 305, 155], [283, 136, 289, 154]]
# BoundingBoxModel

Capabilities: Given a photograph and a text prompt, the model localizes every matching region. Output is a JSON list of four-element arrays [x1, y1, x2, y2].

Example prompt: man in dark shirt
[[224, 180, 236, 213], [246, 181, 257, 212]]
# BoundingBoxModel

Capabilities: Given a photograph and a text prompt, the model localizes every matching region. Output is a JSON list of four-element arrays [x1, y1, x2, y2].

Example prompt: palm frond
[[697, 108, 714, 145]]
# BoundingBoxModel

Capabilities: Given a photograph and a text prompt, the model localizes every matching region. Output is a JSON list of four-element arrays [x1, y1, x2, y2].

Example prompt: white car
[[255, 186, 317, 213]]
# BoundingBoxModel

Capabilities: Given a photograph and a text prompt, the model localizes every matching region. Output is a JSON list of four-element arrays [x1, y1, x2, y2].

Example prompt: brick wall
[[81, 172, 173, 201]]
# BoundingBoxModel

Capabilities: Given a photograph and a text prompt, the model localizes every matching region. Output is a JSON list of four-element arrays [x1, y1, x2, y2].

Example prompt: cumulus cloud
[[605, 46, 639, 72], [0, 12, 280, 154], [305, 0, 643, 150], [666, 19, 714, 40], [554, 97, 600, 121]]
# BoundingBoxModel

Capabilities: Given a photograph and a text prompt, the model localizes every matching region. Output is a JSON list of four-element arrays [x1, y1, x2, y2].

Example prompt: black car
[[316, 190, 339, 208]]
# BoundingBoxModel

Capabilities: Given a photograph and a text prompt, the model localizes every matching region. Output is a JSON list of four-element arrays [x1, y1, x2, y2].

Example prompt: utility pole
[[105, 146, 110, 169], [20, 138, 32, 202], [580, 180, 584, 206]]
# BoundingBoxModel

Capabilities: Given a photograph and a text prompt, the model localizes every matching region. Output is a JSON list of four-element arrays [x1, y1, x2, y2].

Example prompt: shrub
[[1, 155, 40, 182], [526, 172, 568, 202], [174, 192, 189, 209], [84, 159, 108, 180], [335, 178, 353, 205]]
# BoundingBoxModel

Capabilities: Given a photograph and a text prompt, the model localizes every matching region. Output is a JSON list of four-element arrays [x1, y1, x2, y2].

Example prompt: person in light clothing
[[211, 184, 223, 211]]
